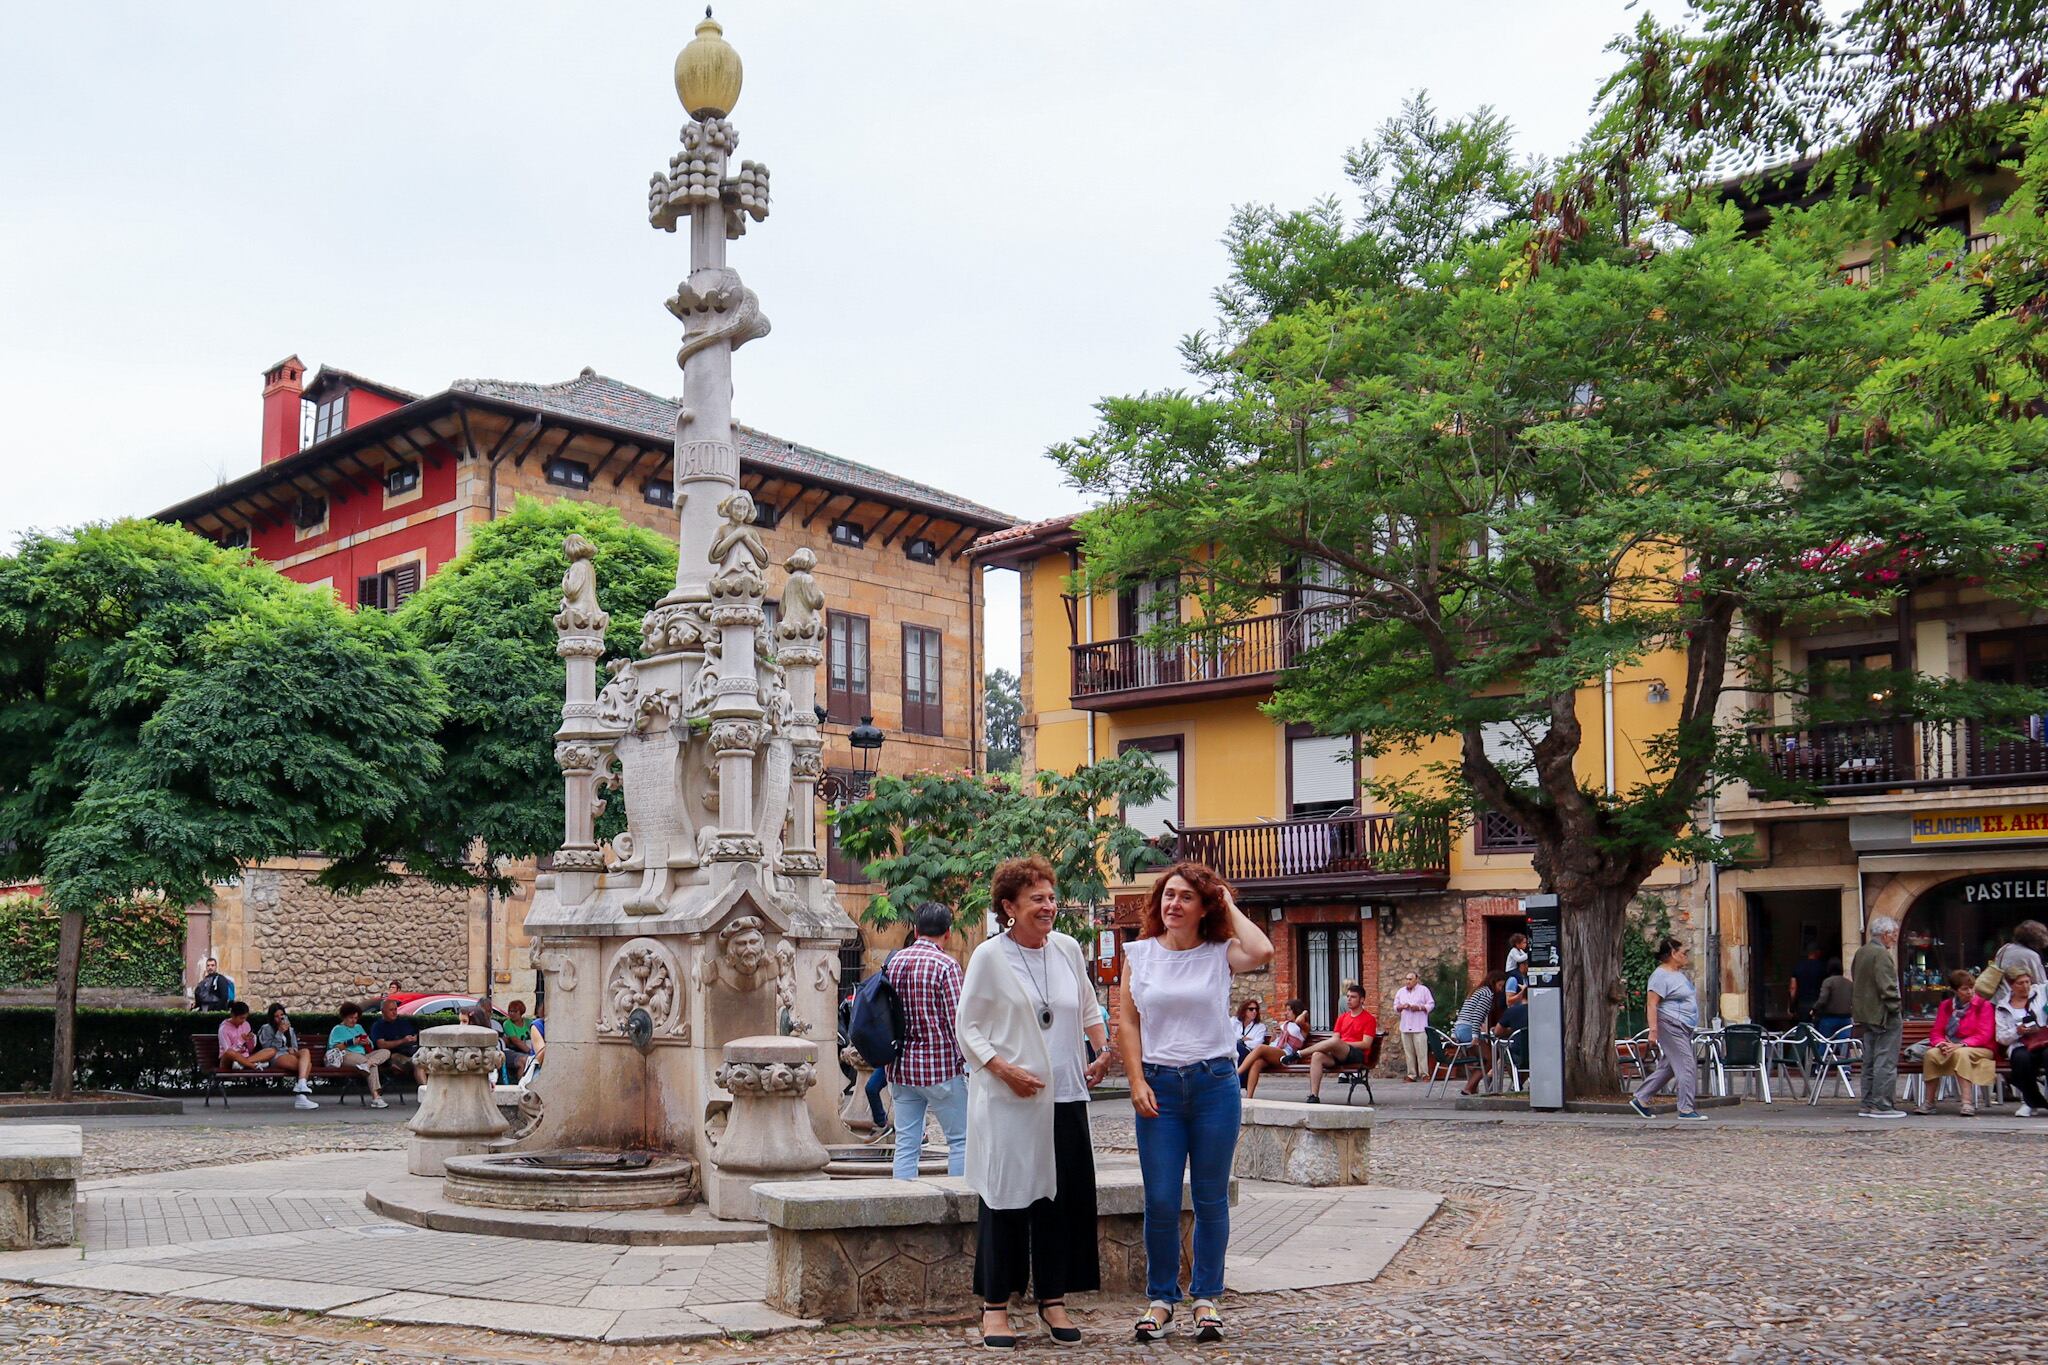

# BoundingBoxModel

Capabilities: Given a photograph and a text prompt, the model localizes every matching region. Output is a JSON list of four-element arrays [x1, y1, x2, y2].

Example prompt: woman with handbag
[[957, 856, 1111, 1349], [1996, 968, 2048, 1116]]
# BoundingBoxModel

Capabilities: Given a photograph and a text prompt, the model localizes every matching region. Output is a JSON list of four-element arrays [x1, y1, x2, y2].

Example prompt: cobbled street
[[5, 1113, 2043, 1363]]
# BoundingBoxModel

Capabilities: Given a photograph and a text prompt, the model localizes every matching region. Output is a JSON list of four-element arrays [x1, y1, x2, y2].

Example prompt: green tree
[[0, 520, 444, 1097], [391, 497, 678, 890], [1600, 1, 2048, 210], [1054, 104, 2048, 1095], [833, 749, 1173, 934], [984, 667, 1023, 773]]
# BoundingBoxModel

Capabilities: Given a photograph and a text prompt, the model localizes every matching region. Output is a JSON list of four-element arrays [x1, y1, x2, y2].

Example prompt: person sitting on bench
[[325, 1001, 391, 1109], [501, 1000, 542, 1082], [369, 997, 420, 1083], [1237, 998, 1306, 1098], [1304, 982, 1376, 1104], [252, 1002, 320, 1110]]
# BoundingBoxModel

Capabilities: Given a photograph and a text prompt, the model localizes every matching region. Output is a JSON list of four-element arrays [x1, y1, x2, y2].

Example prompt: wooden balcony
[[1746, 716, 2048, 796], [1069, 605, 1349, 711], [1172, 812, 1450, 902]]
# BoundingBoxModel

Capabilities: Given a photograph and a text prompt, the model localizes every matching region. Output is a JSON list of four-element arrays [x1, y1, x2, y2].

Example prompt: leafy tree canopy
[[392, 497, 677, 887], [833, 750, 1172, 935], [984, 667, 1023, 774], [0, 519, 444, 911], [1601, 0, 2048, 216], [1053, 99, 2048, 1091]]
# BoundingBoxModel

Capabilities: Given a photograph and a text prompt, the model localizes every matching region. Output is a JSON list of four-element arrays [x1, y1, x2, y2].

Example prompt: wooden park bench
[[191, 1031, 414, 1108], [1250, 1033, 1381, 1105]]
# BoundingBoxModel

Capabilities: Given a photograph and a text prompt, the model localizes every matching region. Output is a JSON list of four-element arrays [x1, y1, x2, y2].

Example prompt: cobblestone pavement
[[8, 1115, 2047, 1361], [82, 1117, 406, 1182]]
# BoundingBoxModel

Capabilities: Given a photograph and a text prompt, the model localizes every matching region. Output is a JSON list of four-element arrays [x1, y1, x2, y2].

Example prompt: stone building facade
[[161, 365, 1016, 999]]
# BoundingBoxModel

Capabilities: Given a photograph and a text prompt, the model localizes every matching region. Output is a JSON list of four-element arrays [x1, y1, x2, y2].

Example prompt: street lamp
[[815, 710, 885, 805]]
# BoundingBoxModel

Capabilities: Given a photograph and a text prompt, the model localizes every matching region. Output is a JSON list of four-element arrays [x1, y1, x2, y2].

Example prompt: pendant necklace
[[1005, 933, 1055, 1030]]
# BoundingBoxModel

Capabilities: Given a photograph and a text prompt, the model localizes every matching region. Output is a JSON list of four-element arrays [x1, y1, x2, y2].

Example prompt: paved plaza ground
[[2, 1079, 2044, 1362]]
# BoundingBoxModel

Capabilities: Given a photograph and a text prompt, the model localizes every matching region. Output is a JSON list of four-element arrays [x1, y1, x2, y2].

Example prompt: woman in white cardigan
[[957, 855, 1111, 1349]]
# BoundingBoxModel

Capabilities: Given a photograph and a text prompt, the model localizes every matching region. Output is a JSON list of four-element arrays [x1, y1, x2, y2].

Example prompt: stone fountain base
[[443, 1149, 698, 1212]]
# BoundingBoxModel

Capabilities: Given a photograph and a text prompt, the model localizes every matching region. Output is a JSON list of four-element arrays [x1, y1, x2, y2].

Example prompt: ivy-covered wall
[[0, 894, 185, 993]]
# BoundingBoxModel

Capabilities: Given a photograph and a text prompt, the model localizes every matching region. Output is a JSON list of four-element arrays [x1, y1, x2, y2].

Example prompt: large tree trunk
[[49, 908, 85, 1101], [1557, 883, 1631, 1098]]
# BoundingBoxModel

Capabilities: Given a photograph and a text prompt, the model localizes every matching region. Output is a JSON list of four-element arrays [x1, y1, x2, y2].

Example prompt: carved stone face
[[728, 927, 766, 976]]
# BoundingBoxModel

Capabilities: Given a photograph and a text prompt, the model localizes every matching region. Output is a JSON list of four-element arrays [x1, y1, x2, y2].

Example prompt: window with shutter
[[902, 625, 942, 735], [388, 562, 422, 607], [825, 809, 871, 884], [357, 576, 384, 610], [827, 613, 870, 724], [1118, 736, 1183, 839], [1288, 731, 1354, 816]]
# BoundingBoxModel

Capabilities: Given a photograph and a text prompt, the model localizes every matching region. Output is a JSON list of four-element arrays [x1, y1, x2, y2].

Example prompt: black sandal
[[1134, 1301, 1173, 1343], [981, 1302, 1017, 1349], [1037, 1297, 1081, 1346]]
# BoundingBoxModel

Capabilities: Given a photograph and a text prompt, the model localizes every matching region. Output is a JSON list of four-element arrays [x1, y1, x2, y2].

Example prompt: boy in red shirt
[[1304, 981, 1377, 1103]]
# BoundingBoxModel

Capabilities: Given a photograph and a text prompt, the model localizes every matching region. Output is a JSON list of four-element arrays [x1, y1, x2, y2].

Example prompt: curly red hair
[[990, 855, 1058, 928], [1139, 861, 1234, 942]]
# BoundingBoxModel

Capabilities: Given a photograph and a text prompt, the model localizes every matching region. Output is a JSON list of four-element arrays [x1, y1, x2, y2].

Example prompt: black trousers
[[974, 1100, 1100, 1303], [2010, 1042, 2048, 1108]]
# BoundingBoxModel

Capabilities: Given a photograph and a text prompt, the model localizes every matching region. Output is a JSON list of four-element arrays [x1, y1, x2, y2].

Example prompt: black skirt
[[973, 1100, 1100, 1302]]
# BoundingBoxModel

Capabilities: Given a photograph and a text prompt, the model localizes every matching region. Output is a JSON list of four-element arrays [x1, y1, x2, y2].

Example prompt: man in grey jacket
[[1851, 917, 1907, 1118]]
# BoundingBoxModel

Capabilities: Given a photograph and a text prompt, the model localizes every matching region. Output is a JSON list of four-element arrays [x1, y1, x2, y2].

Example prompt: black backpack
[[847, 952, 908, 1067]]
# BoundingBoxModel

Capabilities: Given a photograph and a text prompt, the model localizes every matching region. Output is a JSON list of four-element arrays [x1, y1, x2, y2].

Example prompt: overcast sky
[[0, 1, 1676, 673]]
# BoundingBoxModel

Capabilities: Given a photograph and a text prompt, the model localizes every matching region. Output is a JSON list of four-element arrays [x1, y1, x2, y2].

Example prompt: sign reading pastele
[[1910, 806, 2048, 844]]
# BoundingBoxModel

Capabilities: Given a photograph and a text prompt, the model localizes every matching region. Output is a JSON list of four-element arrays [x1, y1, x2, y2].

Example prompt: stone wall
[[238, 867, 471, 1005]]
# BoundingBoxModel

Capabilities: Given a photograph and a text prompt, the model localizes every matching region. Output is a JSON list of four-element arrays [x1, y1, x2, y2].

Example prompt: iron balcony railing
[[1746, 715, 2048, 796], [1172, 812, 1450, 889], [1070, 604, 1351, 703]]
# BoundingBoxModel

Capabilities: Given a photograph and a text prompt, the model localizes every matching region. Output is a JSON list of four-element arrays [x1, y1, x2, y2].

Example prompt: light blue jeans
[[891, 1074, 968, 1181], [1135, 1055, 1239, 1302]]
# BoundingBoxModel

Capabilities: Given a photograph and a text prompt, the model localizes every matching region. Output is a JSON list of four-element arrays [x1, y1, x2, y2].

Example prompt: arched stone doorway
[[1895, 872, 2048, 1020]]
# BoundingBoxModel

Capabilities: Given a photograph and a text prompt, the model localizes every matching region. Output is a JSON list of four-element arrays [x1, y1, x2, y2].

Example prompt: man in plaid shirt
[[885, 901, 968, 1180]]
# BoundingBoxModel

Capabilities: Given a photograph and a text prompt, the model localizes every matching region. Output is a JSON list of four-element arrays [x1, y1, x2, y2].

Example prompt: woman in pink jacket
[[1916, 968, 1998, 1116]]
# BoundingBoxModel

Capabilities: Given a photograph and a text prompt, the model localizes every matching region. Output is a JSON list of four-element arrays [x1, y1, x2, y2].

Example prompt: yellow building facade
[[972, 517, 1699, 1048]]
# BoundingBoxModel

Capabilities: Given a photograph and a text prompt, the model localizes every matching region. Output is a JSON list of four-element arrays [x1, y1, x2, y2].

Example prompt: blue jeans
[[864, 1066, 889, 1128], [1134, 1055, 1239, 1302], [891, 1074, 967, 1181]]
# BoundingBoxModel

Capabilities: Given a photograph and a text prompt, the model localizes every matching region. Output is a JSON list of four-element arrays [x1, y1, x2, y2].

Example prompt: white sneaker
[[292, 1079, 311, 1094], [369, 1097, 389, 1110], [2017, 1104, 2035, 1118], [293, 1094, 320, 1110]]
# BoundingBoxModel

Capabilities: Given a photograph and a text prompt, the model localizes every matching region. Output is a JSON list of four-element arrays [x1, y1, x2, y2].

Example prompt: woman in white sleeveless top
[[1118, 860, 1271, 1344]]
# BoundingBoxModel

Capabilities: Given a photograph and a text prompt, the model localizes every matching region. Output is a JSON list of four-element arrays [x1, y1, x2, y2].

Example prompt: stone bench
[[753, 1169, 1237, 1322], [0, 1124, 81, 1249], [1233, 1098, 1372, 1186]]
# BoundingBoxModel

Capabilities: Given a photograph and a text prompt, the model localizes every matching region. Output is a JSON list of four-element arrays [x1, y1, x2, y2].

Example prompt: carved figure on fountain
[[598, 939, 686, 1040], [553, 533, 611, 637]]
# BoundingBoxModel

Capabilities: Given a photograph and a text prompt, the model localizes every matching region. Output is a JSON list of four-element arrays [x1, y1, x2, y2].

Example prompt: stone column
[[777, 579, 825, 880], [551, 534, 613, 906], [406, 1024, 510, 1176], [706, 1034, 829, 1220]]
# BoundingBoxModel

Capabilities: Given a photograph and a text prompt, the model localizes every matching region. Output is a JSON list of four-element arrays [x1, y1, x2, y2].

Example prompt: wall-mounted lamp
[[1644, 679, 1670, 704]]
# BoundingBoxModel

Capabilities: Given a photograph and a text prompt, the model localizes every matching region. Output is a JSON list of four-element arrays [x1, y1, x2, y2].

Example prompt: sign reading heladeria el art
[[1910, 806, 2048, 844]]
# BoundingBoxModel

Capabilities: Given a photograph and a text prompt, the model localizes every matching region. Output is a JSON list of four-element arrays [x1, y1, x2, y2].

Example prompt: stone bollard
[[837, 1044, 889, 1134], [1233, 1098, 1373, 1186], [406, 1024, 510, 1176], [706, 1034, 829, 1220]]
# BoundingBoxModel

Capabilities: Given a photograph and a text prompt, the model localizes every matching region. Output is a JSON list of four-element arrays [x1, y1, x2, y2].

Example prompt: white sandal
[[1133, 1300, 1173, 1342], [1192, 1298, 1223, 1342]]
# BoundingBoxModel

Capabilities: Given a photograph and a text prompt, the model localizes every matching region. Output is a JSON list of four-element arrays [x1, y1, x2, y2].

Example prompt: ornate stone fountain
[[444, 13, 857, 1220]]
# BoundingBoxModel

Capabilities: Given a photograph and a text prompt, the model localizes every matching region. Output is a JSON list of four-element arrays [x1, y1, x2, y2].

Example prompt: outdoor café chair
[[1426, 1026, 1483, 1099], [1717, 1023, 1772, 1103], [1806, 1028, 1861, 1105]]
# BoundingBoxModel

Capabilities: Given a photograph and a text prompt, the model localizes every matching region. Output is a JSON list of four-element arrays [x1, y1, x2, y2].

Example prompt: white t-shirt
[[1237, 1018, 1268, 1049], [1506, 945, 1529, 976], [1125, 938, 1236, 1067], [999, 936, 1091, 1102]]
